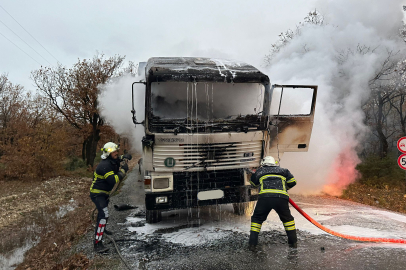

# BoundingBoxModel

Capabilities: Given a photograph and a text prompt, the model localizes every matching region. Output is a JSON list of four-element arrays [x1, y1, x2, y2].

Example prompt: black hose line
[[105, 234, 133, 270], [92, 206, 134, 270]]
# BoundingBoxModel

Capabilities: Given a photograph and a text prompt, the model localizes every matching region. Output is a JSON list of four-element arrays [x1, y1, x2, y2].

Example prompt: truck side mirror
[[132, 81, 146, 126], [131, 109, 144, 125]]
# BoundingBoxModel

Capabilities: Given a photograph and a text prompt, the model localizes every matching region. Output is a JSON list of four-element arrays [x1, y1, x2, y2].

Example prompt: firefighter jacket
[[250, 165, 296, 200], [90, 156, 125, 195]]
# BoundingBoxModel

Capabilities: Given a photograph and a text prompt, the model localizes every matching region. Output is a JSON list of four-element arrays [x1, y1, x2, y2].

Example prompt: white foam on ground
[[0, 239, 39, 270], [56, 199, 77, 219], [125, 198, 406, 247], [291, 202, 406, 239], [370, 209, 406, 224], [327, 225, 397, 238], [126, 206, 251, 246], [162, 227, 233, 246]]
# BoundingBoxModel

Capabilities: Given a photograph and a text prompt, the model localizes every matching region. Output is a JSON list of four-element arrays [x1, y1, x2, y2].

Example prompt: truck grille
[[153, 141, 262, 171]]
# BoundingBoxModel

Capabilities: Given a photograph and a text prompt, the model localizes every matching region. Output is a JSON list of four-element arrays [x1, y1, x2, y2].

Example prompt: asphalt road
[[79, 167, 406, 270]]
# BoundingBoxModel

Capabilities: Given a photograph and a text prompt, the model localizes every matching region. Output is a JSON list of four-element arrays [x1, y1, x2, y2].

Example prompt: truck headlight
[[153, 178, 170, 189], [156, 196, 168, 203]]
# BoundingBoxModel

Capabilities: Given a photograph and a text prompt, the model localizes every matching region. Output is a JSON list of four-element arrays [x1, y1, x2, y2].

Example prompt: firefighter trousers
[[250, 197, 297, 245], [90, 193, 110, 244]]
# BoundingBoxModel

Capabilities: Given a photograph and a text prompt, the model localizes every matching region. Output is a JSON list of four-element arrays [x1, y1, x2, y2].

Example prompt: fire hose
[[289, 198, 406, 244]]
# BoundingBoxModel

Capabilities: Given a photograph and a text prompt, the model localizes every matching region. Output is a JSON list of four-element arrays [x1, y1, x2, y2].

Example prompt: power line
[[0, 30, 42, 65], [0, 4, 60, 63], [0, 18, 51, 65]]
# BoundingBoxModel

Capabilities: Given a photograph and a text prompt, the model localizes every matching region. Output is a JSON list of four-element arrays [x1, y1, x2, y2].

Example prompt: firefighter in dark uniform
[[90, 142, 131, 253], [248, 156, 297, 250]]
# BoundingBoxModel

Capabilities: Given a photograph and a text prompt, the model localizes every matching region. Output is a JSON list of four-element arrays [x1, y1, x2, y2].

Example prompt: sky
[[0, 0, 319, 89]]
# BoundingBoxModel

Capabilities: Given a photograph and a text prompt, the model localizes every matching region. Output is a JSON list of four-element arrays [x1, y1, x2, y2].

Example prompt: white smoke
[[269, 0, 405, 194], [97, 0, 405, 195], [99, 74, 145, 155]]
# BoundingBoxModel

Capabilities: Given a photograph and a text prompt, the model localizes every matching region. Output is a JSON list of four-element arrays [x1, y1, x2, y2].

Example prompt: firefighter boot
[[289, 242, 298, 248], [94, 242, 109, 253], [249, 231, 259, 251], [287, 230, 297, 248]]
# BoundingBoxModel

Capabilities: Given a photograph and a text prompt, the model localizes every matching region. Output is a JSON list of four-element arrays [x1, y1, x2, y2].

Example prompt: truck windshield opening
[[151, 82, 264, 120], [149, 82, 266, 133]]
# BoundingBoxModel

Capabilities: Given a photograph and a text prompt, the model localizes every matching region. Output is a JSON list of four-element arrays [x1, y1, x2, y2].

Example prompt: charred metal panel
[[267, 116, 314, 153], [148, 115, 268, 134], [145, 57, 270, 84], [266, 85, 317, 154]]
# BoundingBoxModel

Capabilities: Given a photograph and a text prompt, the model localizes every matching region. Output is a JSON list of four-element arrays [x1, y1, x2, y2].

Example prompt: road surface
[[80, 168, 406, 270]]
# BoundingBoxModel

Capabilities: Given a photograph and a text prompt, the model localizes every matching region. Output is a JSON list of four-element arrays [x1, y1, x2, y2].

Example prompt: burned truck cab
[[132, 57, 317, 223]]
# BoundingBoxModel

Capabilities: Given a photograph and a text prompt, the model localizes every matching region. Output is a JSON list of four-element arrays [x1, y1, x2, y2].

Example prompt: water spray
[[289, 198, 406, 244]]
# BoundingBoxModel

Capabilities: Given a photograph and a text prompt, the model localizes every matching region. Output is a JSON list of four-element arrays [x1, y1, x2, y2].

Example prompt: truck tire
[[146, 209, 162, 223], [232, 202, 256, 216]]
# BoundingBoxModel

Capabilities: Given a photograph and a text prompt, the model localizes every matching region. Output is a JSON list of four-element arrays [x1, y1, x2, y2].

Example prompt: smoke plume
[[269, 0, 405, 195], [99, 74, 145, 155]]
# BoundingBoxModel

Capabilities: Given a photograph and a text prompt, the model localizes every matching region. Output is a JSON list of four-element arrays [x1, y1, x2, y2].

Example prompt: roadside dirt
[[0, 176, 95, 270], [0, 176, 90, 230]]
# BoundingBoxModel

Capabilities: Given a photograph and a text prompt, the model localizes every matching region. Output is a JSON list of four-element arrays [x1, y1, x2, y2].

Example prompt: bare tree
[[389, 59, 406, 137], [0, 74, 70, 180], [367, 51, 400, 158], [264, 10, 324, 65], [0, 74, 25, 137], [32, 54, 124, 166]]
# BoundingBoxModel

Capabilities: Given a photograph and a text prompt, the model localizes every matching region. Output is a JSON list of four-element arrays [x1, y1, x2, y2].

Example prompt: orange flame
[[323, 148, 360, 196]]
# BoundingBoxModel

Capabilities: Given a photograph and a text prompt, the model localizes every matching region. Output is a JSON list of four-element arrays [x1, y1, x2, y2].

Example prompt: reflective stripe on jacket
[[90, 156, 124, 195], [250, 165, 296, 200]]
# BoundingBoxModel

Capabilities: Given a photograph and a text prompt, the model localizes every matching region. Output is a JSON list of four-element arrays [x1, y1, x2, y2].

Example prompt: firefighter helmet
[[101, 142, 120, 159], [261, 156, 277, 166]]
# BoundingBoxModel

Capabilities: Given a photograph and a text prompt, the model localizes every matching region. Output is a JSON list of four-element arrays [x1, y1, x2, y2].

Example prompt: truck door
[[265, 85, 317, 158]]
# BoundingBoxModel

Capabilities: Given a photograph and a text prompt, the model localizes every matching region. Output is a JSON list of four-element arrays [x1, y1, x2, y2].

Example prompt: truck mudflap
[[145, 186, 259, 211]]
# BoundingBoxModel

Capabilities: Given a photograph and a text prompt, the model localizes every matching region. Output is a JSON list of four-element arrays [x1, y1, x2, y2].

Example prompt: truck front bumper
[[145, 186, 258, 211]]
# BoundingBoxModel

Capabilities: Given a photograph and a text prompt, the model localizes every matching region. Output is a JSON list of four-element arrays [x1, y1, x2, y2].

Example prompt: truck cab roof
[[145, 57, 269, 84]]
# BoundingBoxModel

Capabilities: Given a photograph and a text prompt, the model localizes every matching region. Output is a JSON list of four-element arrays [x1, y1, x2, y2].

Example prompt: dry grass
[[341, 182, 406, 213], [0, 157, 140, 270], [0, 176, 91, 229], [0, 176, 94, 270]]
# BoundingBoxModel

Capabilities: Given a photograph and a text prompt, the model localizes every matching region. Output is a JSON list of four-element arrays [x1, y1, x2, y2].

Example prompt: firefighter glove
[[121, 163, 129, 173], [120, 153, 132, 161]]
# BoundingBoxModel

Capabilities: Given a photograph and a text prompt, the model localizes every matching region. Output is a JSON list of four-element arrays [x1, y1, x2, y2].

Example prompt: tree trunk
[[376, 94, 388, 159], [82, 140, 86, 161], [84, 135, 99, 167], [87, 134, 99, 167], [85, 135, 93, 166], [377, 129, 388, 158], [85, 114, 101, 167]]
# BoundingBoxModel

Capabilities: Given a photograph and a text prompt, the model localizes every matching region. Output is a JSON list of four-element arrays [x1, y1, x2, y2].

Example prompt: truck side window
[[270, 87, 313, 116]]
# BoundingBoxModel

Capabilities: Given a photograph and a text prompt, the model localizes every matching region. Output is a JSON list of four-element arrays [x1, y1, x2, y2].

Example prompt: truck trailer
[[131, 57, 317, 223]]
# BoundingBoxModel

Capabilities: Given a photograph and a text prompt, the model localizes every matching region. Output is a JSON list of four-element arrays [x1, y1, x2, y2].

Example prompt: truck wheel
[[233, 202, 256, 216], [146, 210, 162, 223]]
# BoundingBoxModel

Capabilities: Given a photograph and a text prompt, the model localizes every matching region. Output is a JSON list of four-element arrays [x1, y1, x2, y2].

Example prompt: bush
[[65, 156, 87, 171], [93, 154, 102, 166], [356, 154, 405, 188]]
